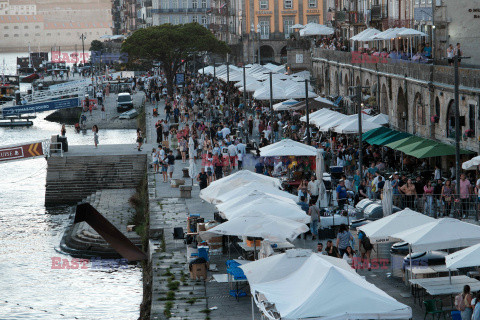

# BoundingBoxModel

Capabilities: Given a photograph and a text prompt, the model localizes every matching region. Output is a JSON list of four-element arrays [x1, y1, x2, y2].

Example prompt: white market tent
[[221, 200, 310, 224], [358, 208, 435, 244], [350, 28, 381, 42], [199, 170, 282, 203], [398, 28, 428, 37], [300, 108, 335, 122], [284, 84, 318, 99], [259, 138, 317, 157], [237, 80, 264, 92], [368, 113, 389, 125], [292, 24, 305, 29], [314, 96, 336, 106], [317, 113, 353, 131], [215, 182, 297, 203], [240, 249, 356, 285], [204, 213, 308, 242], [391, 218, 480, 252], [462, 155, 480, 170], [300, 23, 334, 37], [446, 243, 480, 269], [273, 99, 299, 111], [216, 190, 296, 214], [373, 27, 407, 40], [334, 116, 381, 134], [250, 254, 412, 320], [253, 85, 287, 100]]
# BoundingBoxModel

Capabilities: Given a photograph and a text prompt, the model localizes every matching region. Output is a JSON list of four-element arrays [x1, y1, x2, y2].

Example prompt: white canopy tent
[[250, 254, 412, 320], [368, 113, 389, 125], [300, 23, 334, 36], [284, 85, 318, 99], [314, 96, 336, 106], [237, 80, 264, 92], [240, 249, 356, 285], [253, 85, 287, 100], [259, 138, 317, 157], [446, 243, 480, 269], [373, 27, 407, 40], [215, 183, 297, 203], [391, 218, 480, 252], [291, 24, 305, 29], [222, 203, 310, 224], [301, 108, 336, 122], [203, 213, 308, 242], [350, 28, 381, 42], [462, 155, 480, 171], [216, 190, 296, 214], [317, 113, 354, 131], [333, 116, 381, 134], [273, 99, 300, 111], [358, 208, 435, 244], [199, 171, 281, 203]]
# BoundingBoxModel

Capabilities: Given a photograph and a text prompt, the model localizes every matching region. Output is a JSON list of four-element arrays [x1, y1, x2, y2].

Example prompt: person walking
[[92, 125, 99, 148], [308, 175, 320, 204], [166, 149, 175, 181], [336, 223, 354, 257], [197, 167, 208, 190], [136, 128, 144, 151], [456, 285, 473, 320], [308, 199, 320, 240]]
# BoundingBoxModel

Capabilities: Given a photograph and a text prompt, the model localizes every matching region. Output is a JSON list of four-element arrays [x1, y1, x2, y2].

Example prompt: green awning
[[385, 136, 425, 150], [362, 127, 391, 141], [368, 130, 412, 146], [396, 139, 438, 154], [408, 143, 474, 159]]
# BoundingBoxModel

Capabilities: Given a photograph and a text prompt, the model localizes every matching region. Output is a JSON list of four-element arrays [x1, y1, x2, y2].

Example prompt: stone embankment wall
[[45, 154, 146, 205]]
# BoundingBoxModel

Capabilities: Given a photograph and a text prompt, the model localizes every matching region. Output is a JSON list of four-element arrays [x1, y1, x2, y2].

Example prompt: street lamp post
[[349, 84, 368, 179], [304, 79, 311, 145], [80, 33, 86, 65], [257, 23, 261, 64]]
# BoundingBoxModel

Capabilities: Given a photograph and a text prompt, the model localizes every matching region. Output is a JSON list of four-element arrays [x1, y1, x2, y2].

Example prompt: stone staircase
[[45, 154, 147, 205]]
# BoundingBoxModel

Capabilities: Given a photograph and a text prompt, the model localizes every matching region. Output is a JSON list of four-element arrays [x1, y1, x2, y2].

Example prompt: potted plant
[[430, 115, 439, 124]]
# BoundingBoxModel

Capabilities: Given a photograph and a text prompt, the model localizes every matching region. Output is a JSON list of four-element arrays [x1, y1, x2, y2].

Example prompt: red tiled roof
[[0, 15, 44, 23], [43, 21, 110, 29]]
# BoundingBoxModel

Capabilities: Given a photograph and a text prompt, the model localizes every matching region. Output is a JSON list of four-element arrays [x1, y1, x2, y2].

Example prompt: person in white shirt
[[220, 125, 231, 139], [308, 175, 320, 204], [227, 143, 238, 169], [434, 165, 442, 180]]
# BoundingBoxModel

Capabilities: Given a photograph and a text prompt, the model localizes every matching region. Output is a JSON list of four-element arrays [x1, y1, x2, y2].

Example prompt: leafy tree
[[90, 40, 104, 52], [122, 23, 230, 96]]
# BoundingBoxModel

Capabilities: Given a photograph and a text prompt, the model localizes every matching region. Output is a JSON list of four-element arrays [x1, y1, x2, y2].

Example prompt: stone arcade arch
[[259, 45, 274, 64], [380, 83, 389, 116]]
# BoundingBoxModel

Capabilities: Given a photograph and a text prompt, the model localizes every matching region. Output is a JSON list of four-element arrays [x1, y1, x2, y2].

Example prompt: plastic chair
[[423, 299, 446, 320]]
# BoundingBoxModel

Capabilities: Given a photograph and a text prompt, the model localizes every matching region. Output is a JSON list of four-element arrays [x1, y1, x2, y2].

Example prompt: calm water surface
[[0, 112, 141, 319]]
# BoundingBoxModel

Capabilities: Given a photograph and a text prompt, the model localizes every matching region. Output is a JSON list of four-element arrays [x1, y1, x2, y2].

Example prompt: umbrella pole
[[409, 244, 413, 280], [251, 295, 255, 320]]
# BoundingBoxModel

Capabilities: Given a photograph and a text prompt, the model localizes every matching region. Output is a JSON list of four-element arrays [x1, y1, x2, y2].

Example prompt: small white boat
[[119, 109, 138, 119]]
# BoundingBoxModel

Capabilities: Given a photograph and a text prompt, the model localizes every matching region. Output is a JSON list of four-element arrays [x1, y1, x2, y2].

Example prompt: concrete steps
[[45, 153, 147, 205]]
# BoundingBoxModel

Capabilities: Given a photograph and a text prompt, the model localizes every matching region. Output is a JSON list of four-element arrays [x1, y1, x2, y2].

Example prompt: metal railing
[[365, 192, 480, 219], [49, 142, 64, 157]]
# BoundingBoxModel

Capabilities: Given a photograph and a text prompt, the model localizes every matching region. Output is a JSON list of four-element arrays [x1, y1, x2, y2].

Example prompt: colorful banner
[[0, 142, 44, 163], [2, 97, 79, 116]]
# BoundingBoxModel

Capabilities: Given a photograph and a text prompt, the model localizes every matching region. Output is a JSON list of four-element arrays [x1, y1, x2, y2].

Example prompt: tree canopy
[[121, 23, 230, 95], [90, 40, 104, 52]]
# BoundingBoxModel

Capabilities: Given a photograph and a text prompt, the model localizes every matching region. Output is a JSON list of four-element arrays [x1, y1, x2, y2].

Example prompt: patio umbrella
[[188, 159, 197, 186], [446, 243, 480, 269], [381, 180, 393, 216], [358, 208, 435, 244], [216, 190, 297, 214], [203, 213, 309, 242], [462, 155, 480, 170], [222, 204, 310, 224], [253, 85, 287, 100], [292, 24, 305, 29], [259, 139, 317, 157], [215, 182, 297, 203], [300, 23, 334, 36], [284, 85, 318, 99]]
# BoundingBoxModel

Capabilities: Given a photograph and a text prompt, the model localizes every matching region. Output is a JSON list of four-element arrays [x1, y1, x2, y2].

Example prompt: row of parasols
[[197, 170, 414, 320]]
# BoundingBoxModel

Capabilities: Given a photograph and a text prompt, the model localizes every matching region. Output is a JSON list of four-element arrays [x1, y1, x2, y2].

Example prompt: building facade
[[151, 0, 212, 27], [242, 0, 324, 64]]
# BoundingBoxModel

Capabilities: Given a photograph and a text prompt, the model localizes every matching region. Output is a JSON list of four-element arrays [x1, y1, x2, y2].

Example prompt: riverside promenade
[[144, 101, 425, 319]]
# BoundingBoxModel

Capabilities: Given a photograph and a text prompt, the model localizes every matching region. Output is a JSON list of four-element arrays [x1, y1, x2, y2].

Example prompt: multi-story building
[[1, 0, 36, 15], [138, 0, 153, 28], [151, 0, 212, 27], [242, 0, 324, 64]]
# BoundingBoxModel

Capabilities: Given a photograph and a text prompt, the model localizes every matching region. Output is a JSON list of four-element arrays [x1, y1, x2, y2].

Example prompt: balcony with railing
[[371, 4, 387, 20], [348, 11, 365, 24], [335, 11, 347, 22], [151, 8, 209, 14]]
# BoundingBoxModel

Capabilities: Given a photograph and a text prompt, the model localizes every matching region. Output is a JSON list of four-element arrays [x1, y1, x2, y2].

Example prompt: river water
[[0, 112, 142, 319]]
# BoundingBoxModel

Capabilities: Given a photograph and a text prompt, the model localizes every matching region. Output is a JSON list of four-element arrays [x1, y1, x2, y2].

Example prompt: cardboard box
[[190, 262, 207, 280]]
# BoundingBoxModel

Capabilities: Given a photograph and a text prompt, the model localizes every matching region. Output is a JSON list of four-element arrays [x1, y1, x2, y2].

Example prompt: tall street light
[[350, 84, 369, 179], [453, 54, 470, 199], [257, 23, 261, 64], [263, 71, 275, 143], [80, 33, 86, 65]]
